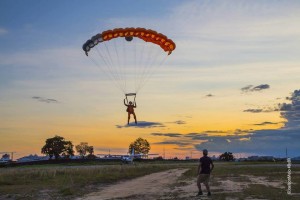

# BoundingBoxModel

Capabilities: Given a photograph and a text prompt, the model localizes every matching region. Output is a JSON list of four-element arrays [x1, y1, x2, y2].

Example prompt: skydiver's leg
[[127, 113, 131, 125], [133, 113, 137, 124]]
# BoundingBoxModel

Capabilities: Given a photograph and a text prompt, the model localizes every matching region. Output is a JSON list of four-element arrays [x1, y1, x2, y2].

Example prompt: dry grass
[[1, 161, 299, 200], [0, 163, 183, 199]]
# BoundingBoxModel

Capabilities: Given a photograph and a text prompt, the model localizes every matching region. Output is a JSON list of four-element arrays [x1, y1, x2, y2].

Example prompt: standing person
[[197, 149, 214, 196]]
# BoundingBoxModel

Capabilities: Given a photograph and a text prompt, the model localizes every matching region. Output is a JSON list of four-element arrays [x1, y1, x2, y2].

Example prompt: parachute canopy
[[83, 27, 176, 95]]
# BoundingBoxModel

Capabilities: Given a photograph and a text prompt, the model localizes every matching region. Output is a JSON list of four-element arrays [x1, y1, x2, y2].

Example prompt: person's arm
[[210, 160, 214, 173], [134, 96, 137, 108], [124, 99, 128, 106], [197, 162, 202, 175]]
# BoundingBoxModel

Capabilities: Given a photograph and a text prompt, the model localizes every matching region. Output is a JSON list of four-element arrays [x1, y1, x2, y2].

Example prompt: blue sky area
[[1, 0, 300, 159]]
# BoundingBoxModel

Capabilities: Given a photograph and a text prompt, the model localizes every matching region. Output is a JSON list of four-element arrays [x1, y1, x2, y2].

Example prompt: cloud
[[205, 130, 227, 134], [243, 100, 297, 113], [278, 103, 293, 111], [0, 28, 8, 36], [184, 130, 236, 138], [253, 121, 280, 126], [241, 85, 253, 92], [116, 121, 165, 129], [32, 96, 59, 103], [241, 84, 270, 92], [154, 141, 191, 147], [152, 90, 300, 157], [233, 129, 253, 135], [243, 109, 263, 113], [252, 84, 270, 91], [239, 137, 251, 141], [205, 94, 214, 97], [194, 90, 300, 157], [168, 120, 186, 125], [243, 107, 276, 113], [281, 90, 300, 128], [151, 133, 182, 138], [194, 128, 300, 157]]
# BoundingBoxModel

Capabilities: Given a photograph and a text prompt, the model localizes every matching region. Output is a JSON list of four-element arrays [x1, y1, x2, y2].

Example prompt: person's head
[[203, 149, 208, 156], [129, 101, 132, 105]]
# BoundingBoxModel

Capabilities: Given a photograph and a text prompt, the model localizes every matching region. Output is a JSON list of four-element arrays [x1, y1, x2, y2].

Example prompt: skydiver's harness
[[125, 93, 136, 113]]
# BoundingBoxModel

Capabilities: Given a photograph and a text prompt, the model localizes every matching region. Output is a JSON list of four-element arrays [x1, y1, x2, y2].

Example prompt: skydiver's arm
[[124, 99, 128, 106], [133, 96, 136, 107]]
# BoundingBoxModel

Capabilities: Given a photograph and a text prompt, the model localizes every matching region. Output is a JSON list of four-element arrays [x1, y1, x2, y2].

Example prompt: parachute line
[[94, 46, 124, 92], [83, 27, 175, 95]]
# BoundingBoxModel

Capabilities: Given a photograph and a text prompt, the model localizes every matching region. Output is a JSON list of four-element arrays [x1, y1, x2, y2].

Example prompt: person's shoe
[[197, 191, 203, 196], [207, 191, 211, 196]]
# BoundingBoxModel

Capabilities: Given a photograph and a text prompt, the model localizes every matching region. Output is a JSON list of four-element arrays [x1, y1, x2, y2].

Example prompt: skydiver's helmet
[[129, 101, 132, 105]]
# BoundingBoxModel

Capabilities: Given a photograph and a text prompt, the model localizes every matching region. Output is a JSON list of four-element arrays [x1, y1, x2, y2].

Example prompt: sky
[[0, 0, 300, 159]]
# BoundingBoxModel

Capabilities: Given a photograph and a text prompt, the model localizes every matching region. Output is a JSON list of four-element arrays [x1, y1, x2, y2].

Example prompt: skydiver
[[124, 97, 137, 125]]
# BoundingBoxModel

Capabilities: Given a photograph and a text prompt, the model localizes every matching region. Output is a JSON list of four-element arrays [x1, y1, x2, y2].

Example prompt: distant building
[[0, 154, 10, 163], [211, 155, 217, 160], [247, 156, 259, 161], [292, 156, 300, 161], [17, 154, 49, 163], [247, 155, 274, 161]]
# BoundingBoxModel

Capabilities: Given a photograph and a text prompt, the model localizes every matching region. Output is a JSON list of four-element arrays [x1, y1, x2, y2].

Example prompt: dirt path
[[77, 168, 188, 200], [76, 166, 294, 200]]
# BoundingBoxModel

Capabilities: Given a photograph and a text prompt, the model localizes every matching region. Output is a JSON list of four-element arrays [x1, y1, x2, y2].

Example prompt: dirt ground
[[77, 168, 188, 200], [77, 167, 296, 200]]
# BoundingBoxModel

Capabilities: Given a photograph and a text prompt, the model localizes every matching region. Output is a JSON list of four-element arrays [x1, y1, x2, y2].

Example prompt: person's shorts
[[197, 174, 210, 184]]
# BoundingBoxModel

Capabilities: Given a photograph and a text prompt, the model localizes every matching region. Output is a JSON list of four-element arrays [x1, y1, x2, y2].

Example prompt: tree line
[[41, 135, 150, 160], [41, 135, 95, 160]]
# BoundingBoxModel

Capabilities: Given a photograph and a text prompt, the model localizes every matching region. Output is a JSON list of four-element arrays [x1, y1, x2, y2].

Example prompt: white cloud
[[0, 28, 8, 35]]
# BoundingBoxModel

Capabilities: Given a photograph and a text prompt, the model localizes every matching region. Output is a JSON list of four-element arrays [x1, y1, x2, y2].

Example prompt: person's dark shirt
[[199, 155, 213, 174]]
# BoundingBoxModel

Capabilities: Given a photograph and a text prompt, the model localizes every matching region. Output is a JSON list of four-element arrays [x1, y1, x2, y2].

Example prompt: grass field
[[179, 162, 300, 200], [0, 162, 185, 199], [0, 161, 299, 199]]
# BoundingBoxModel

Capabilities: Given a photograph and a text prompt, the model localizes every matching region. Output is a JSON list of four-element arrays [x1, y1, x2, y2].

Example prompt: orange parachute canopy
[[83, 27, 176, 56]]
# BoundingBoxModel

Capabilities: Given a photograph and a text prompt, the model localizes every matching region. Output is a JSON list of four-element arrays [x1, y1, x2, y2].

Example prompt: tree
[[1, 154, 10, 160], [86, 146, 96, 159], [41, 135, 74, 160], [75, 142, 94, 158], [64, 141, 75, 159], [128, 137, 150, 156], [219, 152, 235, 161], [87, 146, 94, 155]]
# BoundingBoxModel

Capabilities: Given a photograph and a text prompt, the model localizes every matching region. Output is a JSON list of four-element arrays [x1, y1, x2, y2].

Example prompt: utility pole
[[163, 147, 165, 159]]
